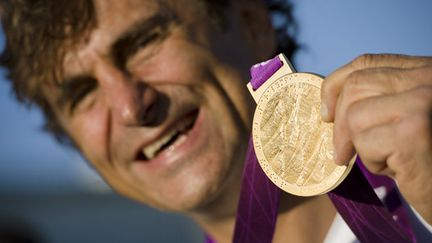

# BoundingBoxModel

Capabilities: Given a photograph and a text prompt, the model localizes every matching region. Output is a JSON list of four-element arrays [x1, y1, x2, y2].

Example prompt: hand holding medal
[[321, 54, 432, 226], [233, 54, 432, 243]]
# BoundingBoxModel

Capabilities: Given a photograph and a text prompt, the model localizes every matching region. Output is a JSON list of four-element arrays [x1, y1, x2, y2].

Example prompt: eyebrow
[[111, 12, 178, 69], [56, 75, 97, 112]]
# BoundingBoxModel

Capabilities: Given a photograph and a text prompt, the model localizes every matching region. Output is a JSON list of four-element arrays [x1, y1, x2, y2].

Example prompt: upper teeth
[[142, 118, 191, 160]]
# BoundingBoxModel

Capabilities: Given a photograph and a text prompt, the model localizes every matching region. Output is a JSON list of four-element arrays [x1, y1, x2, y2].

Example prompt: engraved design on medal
[[252, 73, 354, 196], [260, 81, 335, 187]]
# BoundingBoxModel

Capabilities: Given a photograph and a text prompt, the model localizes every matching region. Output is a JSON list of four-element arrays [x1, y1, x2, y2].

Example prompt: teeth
[[141, 117, 192, 160], [142, 129, 179, 160], [166, 133, 188, 153]]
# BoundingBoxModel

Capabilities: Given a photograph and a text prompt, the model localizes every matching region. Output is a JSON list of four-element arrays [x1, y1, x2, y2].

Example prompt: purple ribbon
[[356, 157, 416, 241], [233, 139, 281, 243], [250, 56, 284, 90], [328, 159, 413, 242]]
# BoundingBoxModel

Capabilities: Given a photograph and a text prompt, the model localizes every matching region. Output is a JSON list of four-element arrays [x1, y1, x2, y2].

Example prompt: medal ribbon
[[229, 55, 416, 243]]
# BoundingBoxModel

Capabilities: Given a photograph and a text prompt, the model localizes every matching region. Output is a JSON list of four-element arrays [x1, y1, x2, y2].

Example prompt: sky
[[1, 0, 432, 195]]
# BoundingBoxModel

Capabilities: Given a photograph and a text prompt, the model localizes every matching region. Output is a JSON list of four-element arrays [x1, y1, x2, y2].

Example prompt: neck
[[273, 194, 336, 243], [189, 173, 241, 243], [190, 191, 336, 243]]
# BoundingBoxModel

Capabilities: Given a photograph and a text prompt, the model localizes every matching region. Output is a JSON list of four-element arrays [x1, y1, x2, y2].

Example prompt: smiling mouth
[[136, 109, 199, 161]]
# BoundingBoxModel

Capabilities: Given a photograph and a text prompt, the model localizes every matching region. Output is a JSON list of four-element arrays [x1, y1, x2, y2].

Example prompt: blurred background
[[1, 0, 431, 242]]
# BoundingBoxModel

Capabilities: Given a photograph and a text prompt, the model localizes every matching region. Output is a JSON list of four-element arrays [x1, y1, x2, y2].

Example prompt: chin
[[145, 155, 236, 213]]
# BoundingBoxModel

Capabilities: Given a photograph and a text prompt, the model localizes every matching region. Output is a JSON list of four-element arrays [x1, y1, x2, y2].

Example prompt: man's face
[[44, 0, 274, 212]]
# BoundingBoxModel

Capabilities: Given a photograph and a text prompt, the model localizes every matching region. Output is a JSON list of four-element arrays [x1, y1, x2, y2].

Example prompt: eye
[[124, 31, 163, 70], [114, 28, 170, 73], [137, 31, 161, 49], [69, 79, 98, 113], [58, 77, 98, 115]]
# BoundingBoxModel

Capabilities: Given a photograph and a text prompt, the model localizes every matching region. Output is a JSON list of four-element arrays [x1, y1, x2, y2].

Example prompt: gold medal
[[247, 54, 355, 196]]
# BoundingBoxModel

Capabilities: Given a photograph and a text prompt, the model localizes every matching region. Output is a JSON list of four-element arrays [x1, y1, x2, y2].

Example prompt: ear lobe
[[237, 2, 277, 61]]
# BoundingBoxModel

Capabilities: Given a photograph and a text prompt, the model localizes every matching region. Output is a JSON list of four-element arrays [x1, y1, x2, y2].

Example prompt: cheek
[[69, 106, 109, 167], [208, 61, 255, 135], [224, 73, 255, 128]]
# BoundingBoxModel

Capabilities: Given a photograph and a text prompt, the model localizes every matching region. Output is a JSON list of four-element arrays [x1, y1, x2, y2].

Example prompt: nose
[[97, 65, 159, 126], [113, 81, 159, 126]]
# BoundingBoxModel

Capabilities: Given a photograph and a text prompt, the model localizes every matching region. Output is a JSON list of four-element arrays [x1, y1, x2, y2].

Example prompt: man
[[1, 0, 431, 242]]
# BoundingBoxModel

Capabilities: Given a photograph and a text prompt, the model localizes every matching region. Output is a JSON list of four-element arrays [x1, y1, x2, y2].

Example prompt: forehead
[[91, 0, 203, 39], [61, 0, 174, 79], [93, 0, 159, 30], [61, 0, 198, 78]]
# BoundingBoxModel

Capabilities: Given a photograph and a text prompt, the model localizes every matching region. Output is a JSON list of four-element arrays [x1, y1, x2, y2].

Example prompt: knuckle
[[386, 69, 404, 91], [344, 70, 364, 94], [398, 114, 431, 149], [401, 67, 432, 90], [416, 56, 432, 66], [363, 161, 387, 174], [387, 151, 406, 173], [407, 65, 430, 79], [351, 54, 413, 69], [409, 86, 432, 110], [414, 85, 432, 100], [351, 54, 378, 68]]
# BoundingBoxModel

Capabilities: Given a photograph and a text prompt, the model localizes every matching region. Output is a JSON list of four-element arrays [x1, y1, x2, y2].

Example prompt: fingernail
[[321, 103, 329, 120]]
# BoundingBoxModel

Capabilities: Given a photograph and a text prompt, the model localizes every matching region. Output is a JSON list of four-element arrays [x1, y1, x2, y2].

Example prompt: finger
[[353, 110, 432, 179], [332, 67, 403, 165], [345, 85, 432, 135], [332, 68, 432, 165], [321, 54, 432, 122], [392, 115, 432, 225], [342, 86, 432, 168], [352, 122, 396, 176], [356, 115, 432, 225]]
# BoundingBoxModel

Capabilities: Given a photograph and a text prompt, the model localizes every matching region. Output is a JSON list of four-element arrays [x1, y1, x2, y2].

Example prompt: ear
[[235, 1, 277, 61]]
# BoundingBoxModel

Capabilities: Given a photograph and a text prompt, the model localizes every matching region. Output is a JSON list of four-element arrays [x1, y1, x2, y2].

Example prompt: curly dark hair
[[0, 0, 298, 143], [0, 0, 96, 143]]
